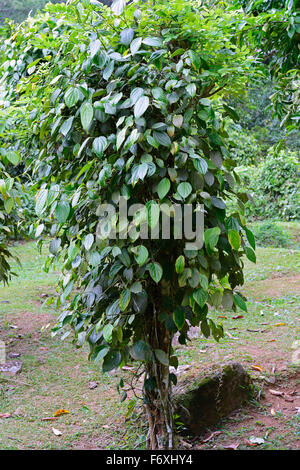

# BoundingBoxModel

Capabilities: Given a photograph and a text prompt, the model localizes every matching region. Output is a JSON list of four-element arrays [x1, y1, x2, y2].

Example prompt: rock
[[89, 381, 98, 390], [0, 361, 23, 375], [174, 362, 252, 435]]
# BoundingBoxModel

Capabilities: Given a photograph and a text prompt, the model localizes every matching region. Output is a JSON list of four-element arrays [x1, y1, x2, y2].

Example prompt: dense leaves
[[0, 0, 257, 370]]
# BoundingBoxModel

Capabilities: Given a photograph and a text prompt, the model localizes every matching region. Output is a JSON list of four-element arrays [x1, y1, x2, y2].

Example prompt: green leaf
[[35, 188, 48, 217], [90, 39, 101, 58], [80, 102, 94, 131], [103, 61, 114, 80], [177, 182, 192, 199], [116, 128, 127, 150], [228, 229, 241, 250], [5, 150, 20, 166], [154, 349, 169, 366], [153, 131, 171, 147], [130, 37, 142, 55], [120, 28, 134, 46], [189, 50, 201, 70], [134, 96, 149, 118], [204, 227, 221, 251], [102, 350, 122, 372], [193, 158, 208, 174], [111, 0, 126, 16], [93, 346, 109, 364], [186, 83, 196, 97], [244, 246, 256, 263], [55, 201, 70, 224], [193, 288, 208, 308], [157, 178, 171, 200], [175, 255, 185, 274], [130, 281, 143, 294], [103, 324, 113, 343], [49, 238, 61, 255], [120, 288, 131, 311], [245, 227, 256, 250], [134, 246, 149, 266], [4, 198, 14, 214], [173, 307, 185, 330], [93, 136, 107, 157], [130, 340, 152, 361], [172, 114, 183, 128], [83, 234, 94, 251], [201, 319, 210, 338], [65, 87, 80, 108], [146, 200, 160, 229], [143, 37, 163, 47], [148, 263, 163, 283], [60, 117, 74, 136], [233, 293, 247, 312]]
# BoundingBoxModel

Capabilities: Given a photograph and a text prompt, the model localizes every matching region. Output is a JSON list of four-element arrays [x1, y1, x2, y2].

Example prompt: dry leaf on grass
[[223, 442, 240, 450], [249, 436, 265, 445], [201, 431, 222, 443], [251, 364, 264, 372], [52, 428, 62, 436], [0, 412, 11, 419], [53, 409, 70, 417], [269, 389, 283, 396], [225, 331, 238, 340]]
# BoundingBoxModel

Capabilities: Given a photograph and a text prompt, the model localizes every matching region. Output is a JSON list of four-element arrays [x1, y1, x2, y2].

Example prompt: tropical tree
[[232, 0, 299, 133], [0, 0, 257, 449]]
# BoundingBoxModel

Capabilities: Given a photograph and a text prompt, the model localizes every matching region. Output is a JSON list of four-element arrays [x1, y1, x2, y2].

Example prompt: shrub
[[247, 148, 300, 221], [251, 221, 292, 248], [227, 123, 263, 166], [1, 0, 257, 449]]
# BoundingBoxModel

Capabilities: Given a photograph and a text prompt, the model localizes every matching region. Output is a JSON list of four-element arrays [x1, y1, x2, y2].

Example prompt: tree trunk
[[144, 301, 174, 450]]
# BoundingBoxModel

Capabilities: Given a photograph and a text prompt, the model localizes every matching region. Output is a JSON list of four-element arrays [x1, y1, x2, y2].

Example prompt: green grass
[[0, 239, 299, 450]]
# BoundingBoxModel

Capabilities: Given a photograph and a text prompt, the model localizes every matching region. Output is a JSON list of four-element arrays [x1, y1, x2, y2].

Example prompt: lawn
[[0, 226, 299, 450]]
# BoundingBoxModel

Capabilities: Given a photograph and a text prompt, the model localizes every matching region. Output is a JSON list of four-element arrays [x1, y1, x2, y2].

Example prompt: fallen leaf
[[252, 364, 264, 372], [218, 315, 227, 319], [244, 439, 258, 447], [41, 417, 58, 421], [269, 389, 284, 396], [232, 315, 243, 320], [53, 409, 70, 417], [295, 407, 300, 414], [225, 331, 237, 340], [273, 322, 286, 327], [52, 427, 62, 436], [102, 424, 110, 429], [0, 412, 11, 419], [201, 431, 222, 443], [223, 442, 240, 450], [249, 436, 265, 445], [270, 408, 276, 416]]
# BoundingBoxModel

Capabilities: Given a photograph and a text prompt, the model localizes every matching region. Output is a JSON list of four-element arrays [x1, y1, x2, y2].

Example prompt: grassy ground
[[0, 223, 299, 450]]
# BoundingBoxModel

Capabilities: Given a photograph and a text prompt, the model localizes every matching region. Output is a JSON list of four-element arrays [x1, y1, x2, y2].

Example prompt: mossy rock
[[174, 362, 252, 435]]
